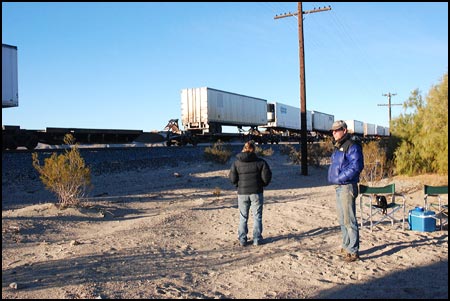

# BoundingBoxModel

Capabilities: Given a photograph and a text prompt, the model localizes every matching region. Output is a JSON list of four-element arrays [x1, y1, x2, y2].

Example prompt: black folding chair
[[359, 183, 406, 231]]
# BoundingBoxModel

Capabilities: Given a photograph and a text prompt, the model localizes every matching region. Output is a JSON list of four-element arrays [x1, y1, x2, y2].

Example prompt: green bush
[[203, 140, 232, 164], [391, 72, 448, 175], [32, 134, 91, 208]]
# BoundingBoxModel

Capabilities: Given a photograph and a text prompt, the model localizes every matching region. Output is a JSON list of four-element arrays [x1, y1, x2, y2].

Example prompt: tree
[[391, 73, 448, 175]]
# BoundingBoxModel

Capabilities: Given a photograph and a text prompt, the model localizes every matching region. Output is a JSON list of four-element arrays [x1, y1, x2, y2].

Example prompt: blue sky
[[2, 2, 448, 131]]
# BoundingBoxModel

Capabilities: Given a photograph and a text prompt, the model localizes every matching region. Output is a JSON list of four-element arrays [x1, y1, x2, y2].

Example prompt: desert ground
[[2, 149, 448, 299]]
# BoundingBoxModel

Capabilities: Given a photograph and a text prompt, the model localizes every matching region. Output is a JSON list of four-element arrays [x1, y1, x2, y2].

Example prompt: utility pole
[[274, 3, 331, 176], [378, 92, 401, 129]]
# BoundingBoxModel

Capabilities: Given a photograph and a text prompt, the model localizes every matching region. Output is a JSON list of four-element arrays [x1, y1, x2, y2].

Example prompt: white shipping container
[[364, 123, 377, 136], [266, 102, 312, 131], [376, 125, 385, 136], [345, 120, 364, 135], [311, 111, 334, 132], [2, 44, 19, 108], [181, 87, 267, 133]]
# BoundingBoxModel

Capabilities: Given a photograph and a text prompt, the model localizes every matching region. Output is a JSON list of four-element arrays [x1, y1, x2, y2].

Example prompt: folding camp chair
[[359, 183, 407, 231], [424, 185, 448, 230]]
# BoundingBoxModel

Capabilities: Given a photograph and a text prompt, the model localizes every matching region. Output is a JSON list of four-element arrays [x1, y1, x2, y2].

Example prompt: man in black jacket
[[229, 140, 272, 246]]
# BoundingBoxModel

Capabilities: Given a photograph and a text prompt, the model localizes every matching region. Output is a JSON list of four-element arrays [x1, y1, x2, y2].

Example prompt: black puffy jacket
[[229, 152, 272, 194]]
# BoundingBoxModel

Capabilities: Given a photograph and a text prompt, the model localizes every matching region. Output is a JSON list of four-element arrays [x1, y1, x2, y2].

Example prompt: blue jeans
[[238, 193, 264, 244], [335, 183, 359, 254]]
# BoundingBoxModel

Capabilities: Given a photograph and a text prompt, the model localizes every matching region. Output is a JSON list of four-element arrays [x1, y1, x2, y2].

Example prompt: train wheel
[[25, 135, 39, 150], [4, 135, 17, 150]]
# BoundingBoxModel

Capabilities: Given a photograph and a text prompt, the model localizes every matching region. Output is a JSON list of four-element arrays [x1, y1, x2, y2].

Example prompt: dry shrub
[[280, 143, 332, 167], [213, 186, 221, 199], [32, 134, 91, 208], [360, 140, 393, 185], [255, 146, 274, 157], [308, 142, 333, 167], [279, 144, 301, 164], [204, 140, 232, 164]]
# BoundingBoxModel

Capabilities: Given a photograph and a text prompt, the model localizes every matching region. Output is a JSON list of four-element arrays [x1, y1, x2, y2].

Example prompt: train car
[[265, 101, 312, 133], [181, 87, 268, 135], [2, 125, 159, 150], [376, 125, 388, 136], [311, 110, 334, 133], [2, 44, 19, 108], [364, 123, 377, 137], [345, 119, 364, 136]]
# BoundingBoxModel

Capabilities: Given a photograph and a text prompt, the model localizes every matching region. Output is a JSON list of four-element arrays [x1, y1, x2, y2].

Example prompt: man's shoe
[[343, 252, 360, 262], [239, 241, 247, 247]]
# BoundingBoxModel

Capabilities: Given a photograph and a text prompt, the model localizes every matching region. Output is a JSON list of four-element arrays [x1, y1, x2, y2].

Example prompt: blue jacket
[[328, 136, 364, 185]]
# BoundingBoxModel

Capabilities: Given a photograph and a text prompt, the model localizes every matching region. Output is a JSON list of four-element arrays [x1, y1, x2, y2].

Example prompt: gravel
[[2, 144, 274, 186]]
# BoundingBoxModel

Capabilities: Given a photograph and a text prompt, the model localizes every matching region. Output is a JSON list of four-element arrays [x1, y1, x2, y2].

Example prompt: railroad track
[[3, 143, 286, 186]]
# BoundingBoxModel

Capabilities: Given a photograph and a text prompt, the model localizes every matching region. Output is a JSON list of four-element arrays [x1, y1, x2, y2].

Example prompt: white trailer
[[376, 125, 387, 136], [346, 119, 364, 135], [364, 123, 377, 136], [266, 102, 312, 131], [2, 44, 19, 108], [311, 110, 334, 132], [181, 87, 267, 134]]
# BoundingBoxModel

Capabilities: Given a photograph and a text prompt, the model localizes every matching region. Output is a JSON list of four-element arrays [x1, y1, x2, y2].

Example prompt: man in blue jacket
[[229, 140, 272, 247], [328, 120, 364, 262]]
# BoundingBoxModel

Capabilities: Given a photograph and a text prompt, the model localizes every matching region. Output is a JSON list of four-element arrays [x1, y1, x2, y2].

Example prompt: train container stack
[[345, 119, 365, 136], [180, 87, 268, 135], [265, 102, 312, 132]]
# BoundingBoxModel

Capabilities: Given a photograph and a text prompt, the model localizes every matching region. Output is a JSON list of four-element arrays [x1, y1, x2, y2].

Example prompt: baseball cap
[[330, 120, 347, 131]]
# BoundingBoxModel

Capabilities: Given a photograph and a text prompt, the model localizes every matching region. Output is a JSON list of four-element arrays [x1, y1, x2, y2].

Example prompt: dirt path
[[2, 153, 448, 299]]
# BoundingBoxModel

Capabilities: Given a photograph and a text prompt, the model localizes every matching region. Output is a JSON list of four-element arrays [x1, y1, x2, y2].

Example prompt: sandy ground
[[2, 151, 448, 299]]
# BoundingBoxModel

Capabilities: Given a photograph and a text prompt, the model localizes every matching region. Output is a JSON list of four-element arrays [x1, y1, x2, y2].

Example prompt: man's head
[[330, 120, 348, 140], [242, 140, 256, 153]]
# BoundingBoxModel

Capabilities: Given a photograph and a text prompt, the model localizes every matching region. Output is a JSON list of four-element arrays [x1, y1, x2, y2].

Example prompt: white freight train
[[2, 45, 390, 150], [179, 87, 389, 144]]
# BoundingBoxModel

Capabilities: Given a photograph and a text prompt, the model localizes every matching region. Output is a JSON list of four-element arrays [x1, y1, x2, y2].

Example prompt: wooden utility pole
[[274, 3, 331, 176], [378, 92, 401, 129]]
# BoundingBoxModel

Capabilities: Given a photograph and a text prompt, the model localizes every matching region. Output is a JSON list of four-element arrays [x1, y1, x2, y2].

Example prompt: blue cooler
[[408, 207, 436, 232]]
